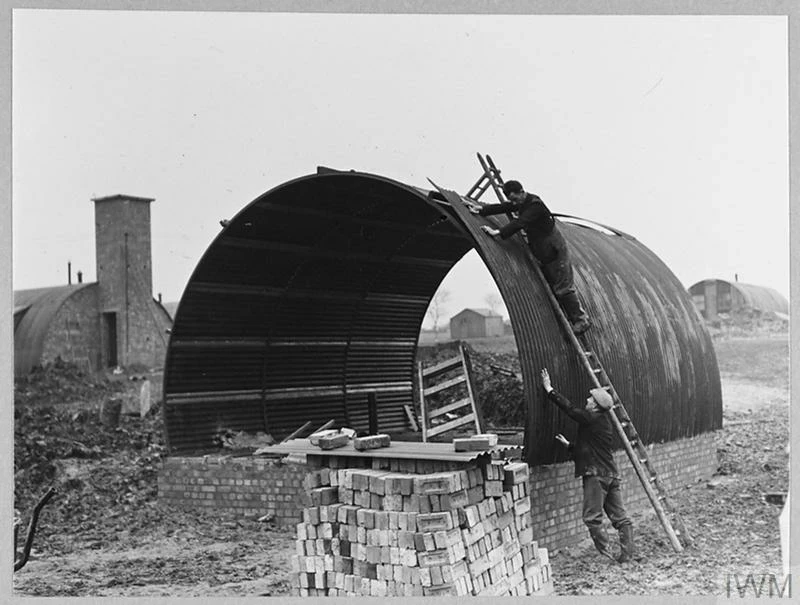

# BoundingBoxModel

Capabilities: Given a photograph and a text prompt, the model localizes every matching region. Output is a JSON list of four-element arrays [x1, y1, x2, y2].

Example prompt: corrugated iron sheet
[[164, 171, 722, 463], [164, 172, 473, 453], [436, 187, 722, 464]]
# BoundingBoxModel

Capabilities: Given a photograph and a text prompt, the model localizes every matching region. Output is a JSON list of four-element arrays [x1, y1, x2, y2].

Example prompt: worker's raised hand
[[480, 225, 499, 237], [554, 433, 570, 447], [540, 368, 552, 392]]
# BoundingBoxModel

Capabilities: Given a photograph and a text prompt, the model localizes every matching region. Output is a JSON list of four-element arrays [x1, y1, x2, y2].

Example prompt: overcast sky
[[11, 10, 789, 324]]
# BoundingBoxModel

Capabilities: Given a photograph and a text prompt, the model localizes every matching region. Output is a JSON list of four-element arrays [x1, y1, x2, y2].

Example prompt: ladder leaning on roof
[[438, 153, 693, 552]]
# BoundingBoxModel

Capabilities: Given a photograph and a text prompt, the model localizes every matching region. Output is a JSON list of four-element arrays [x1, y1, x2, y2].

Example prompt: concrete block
[[442, 489, 469, 509], [383, 494, 403, 511], [423, 583, 457, 596], [353, 434, 391, 451], [453, 436, 494, 451], [318, 433, 349, 450], [416, 511, 457, 532], [414, 472, 458, 495]]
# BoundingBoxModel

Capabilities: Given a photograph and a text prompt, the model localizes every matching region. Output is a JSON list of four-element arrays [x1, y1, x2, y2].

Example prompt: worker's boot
[[617, 525, 639, 563], [588, 526, 617, 562], [571, 317, 591, 336]]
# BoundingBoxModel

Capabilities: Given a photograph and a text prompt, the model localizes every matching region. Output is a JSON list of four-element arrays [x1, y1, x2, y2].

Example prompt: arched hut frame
[[163, 170, 722, 465]]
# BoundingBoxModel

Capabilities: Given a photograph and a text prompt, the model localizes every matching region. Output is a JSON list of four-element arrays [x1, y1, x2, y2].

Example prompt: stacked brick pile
[[290, 458, 554, 597]]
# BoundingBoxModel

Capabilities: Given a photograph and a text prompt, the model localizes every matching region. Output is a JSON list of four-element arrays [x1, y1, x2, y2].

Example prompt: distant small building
[[449, 308, 504, 339], [13, 194, 172, 376], [688, 278, 789, 320]]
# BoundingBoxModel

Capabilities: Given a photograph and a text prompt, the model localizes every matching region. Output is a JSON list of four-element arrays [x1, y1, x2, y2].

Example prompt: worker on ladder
[[540, 367, 639, 564], [468, 180, 590, 335]]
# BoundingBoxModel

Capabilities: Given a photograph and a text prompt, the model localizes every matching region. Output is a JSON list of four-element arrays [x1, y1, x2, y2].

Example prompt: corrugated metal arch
[[689, 279, 788, 315], [13, 283, 98, 376], [164, 171, 722, 463]]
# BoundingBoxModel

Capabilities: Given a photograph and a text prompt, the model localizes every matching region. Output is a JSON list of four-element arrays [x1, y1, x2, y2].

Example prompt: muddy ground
[[12, 335, 790, 597]]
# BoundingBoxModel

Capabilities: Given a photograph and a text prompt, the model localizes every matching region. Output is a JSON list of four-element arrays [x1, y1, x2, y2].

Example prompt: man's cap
[[502, 180, 523, 195], [589, 388, 614, 411]]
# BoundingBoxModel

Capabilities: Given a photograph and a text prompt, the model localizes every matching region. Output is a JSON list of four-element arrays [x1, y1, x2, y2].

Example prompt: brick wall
[[158, 455, 309, 524], [530, 431, 718, 549], [158, 431, 717, 549]]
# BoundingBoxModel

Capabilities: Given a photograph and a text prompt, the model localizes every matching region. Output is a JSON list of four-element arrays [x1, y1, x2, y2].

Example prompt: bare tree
[[427, 289, 451, 341], [484, 292, 503, 315]]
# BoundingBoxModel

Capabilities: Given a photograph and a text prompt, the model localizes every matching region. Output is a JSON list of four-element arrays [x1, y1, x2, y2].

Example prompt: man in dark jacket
[[540, 367, 637, 563], [468, 180, 590, 335]]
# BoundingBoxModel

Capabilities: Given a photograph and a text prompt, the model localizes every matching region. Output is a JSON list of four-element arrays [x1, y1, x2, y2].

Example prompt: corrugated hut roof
[[689, 279, 788, 315], [163, 169, 722, 464], [453, 308, 501, 318], [13, 283, 97, 375]]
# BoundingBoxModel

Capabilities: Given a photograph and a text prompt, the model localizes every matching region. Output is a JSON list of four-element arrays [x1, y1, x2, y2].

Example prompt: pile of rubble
[[14, 362, 166, 553]]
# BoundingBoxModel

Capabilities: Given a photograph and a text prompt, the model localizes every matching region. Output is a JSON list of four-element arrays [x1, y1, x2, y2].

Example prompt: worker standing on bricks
[[540, 367, 639, 564], [468, 180, 590, 335]]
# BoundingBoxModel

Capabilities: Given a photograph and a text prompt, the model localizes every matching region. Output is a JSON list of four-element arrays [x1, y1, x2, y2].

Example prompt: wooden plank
[[427, 413, 476, 438], [418, 362, 429, 443], [421, 356, 461, 378], [265, 437, 520, 461], [313, 419, 335, 433], [460, 343, 484, 434], [281, 421, 312, 443], [423, 375, 466, 396], [428, 397, 471, 420]]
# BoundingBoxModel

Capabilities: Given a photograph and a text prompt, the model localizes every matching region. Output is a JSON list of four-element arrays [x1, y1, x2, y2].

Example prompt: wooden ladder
[[418, 342, 484, 441], [463, 153, 692, 552]]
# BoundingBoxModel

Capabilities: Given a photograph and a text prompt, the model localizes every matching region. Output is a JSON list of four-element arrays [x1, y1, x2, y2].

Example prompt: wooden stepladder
[[418, 342, 484, 442], [464, 153, 693, 552]]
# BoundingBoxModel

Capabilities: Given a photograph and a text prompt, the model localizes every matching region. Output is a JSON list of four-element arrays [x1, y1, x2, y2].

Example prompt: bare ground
[[12, 335, 790, 597]]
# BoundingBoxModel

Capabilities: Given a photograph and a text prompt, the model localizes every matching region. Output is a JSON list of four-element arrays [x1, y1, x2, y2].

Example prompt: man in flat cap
[[540, 367, 638, 563], [468, 180, 590, 335]]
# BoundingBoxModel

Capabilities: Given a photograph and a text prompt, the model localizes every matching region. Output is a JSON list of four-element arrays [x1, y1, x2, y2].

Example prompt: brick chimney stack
[[93, 194, 155, 368]]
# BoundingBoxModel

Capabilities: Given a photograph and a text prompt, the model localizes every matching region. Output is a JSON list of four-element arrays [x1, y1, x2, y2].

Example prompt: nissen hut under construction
[[158, 167, 722, 552]]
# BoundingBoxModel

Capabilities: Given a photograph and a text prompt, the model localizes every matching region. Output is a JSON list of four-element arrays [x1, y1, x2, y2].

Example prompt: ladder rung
[[423, 374, 466, 396], [638, 458, 648, 464], [426, 413, 476, 437], [428, 397, 472, 419], [422, 357, 462, 378]]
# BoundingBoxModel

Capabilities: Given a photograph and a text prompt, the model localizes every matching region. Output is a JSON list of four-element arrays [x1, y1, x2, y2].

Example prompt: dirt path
[[14, 526, 296, 597]]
